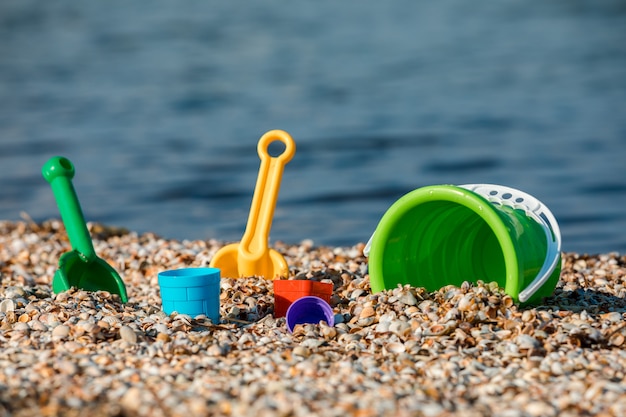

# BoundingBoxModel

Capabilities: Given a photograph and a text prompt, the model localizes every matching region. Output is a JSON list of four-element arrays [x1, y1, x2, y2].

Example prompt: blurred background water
[[1, 0, 625, 254]]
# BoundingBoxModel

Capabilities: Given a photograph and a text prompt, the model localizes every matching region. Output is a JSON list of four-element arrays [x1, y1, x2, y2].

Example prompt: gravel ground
[[1, 219, 625, 417]]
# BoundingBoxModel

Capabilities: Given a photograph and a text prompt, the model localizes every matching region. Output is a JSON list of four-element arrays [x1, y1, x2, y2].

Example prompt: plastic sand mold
[[286, 296, 334, 333], [365, 184, 562, 304], [42, 156, 128, 302], [273, 280, 333, 318], [158, 267, 220, 322], [210, 130, 295, 279]]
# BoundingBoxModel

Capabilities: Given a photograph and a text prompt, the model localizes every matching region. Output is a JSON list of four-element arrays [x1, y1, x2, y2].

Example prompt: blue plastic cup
[[286, 296, 334, 333], [158, 267, 220, 322]]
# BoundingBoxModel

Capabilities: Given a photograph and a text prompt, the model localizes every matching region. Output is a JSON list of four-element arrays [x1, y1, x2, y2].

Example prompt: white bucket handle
[[459, 184, 561, 302]]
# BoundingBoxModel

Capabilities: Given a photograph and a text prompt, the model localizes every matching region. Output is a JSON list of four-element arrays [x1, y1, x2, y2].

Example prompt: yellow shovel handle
[[239, 130, 295, 258]]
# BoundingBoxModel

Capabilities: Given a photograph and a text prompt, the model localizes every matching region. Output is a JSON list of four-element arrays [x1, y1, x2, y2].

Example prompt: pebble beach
[[1, 219, 625, 417]]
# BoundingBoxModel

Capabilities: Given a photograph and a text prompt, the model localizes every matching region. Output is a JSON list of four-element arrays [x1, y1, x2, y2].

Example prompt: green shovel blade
[[53, 251, 128, 303], [43, 156, 128, 303]]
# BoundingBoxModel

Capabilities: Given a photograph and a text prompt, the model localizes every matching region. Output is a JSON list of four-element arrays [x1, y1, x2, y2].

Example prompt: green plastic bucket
[[365, 184, 562, 304]]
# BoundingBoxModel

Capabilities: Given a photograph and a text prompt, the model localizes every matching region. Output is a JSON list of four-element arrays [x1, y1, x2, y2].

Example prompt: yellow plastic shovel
[[210, 130, 295, 279]]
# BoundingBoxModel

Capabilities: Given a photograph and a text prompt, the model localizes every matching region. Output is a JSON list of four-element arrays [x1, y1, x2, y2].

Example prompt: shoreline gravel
[[1, 219, 625, 417]]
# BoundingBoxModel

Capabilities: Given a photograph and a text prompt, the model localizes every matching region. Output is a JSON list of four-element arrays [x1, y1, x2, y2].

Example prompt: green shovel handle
[[42, 156, 97, 262]]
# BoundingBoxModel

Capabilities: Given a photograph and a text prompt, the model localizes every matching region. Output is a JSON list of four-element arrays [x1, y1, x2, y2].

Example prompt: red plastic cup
[[273, 280, 333, 318]]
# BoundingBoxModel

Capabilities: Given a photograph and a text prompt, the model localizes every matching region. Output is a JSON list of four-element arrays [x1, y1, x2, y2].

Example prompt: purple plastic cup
[[285, 296, 334, 333]]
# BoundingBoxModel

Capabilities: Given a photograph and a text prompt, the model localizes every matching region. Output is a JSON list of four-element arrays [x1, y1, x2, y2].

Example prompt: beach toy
[[158, 267, 220, 322], [365, 184, 562, 304], [42, 156, 128, 302], [285, 296, 334, 333], [210, 130, 295, 279], [273, 280, 333, 318]]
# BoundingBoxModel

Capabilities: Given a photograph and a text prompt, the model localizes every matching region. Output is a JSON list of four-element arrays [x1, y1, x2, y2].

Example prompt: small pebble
[[119, 325, 138, 344], [52, 325, 71, 340], [0, 299, 15, 313]]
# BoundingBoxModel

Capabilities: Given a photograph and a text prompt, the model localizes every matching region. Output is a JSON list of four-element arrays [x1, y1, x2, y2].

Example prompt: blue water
[[1, 0, 625, 254]]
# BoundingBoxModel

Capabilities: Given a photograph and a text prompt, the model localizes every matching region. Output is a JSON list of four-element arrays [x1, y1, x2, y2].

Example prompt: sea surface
[[1, 0, 625, 254]]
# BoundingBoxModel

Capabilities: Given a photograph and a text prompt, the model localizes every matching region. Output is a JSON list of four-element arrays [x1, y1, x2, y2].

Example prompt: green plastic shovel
[[42, 156, 128, 302]]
